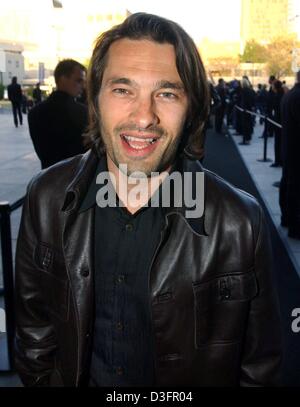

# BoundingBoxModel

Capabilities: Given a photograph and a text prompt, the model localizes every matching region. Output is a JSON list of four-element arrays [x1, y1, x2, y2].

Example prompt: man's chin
[[119, 164, 155, 178]]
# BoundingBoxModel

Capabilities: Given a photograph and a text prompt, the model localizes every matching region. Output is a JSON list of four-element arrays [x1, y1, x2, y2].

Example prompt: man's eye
[[113, 88, 129, 95], [158, 92, 177, 99]]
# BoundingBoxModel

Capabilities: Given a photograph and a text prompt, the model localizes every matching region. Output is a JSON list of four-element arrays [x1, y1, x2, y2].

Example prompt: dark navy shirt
[[79, 156, 164, 386]]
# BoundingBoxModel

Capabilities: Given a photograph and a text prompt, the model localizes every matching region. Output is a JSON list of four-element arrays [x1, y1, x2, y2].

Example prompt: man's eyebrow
[[107, 77, 138, 86], [155, 80, 185, 91], [106, 77, 185, 91]]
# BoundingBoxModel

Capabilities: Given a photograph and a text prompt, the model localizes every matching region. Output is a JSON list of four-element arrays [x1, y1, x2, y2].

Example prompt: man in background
[[214, 78, 227, 134], [7, 76, 23, 128], [28, 59, 88, 169], [280, 70, 300, 239], [32, 82, 42, 105]]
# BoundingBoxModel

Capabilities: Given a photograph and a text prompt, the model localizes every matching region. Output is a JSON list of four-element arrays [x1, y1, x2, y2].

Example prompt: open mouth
[[120, 134, 159, 150]]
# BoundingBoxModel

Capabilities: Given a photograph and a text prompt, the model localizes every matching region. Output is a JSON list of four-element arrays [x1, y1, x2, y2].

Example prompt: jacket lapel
[[61, 149, 98, 380]]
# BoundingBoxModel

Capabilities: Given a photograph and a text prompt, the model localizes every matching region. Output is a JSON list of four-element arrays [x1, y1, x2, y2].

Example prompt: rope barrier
[[234, 105, 282, 128], [0, 196, 24, 371]]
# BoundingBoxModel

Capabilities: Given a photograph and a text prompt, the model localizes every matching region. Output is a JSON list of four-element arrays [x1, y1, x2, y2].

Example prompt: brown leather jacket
[[14, 148, 282, 387]]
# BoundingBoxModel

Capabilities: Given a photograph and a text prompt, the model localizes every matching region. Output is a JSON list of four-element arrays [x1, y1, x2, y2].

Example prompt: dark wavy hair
[[54, 59, 86, 84], [86, 12, 210, 160]]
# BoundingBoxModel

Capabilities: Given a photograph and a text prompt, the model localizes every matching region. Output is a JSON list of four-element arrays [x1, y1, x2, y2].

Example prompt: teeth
[[122, 134, 158, 149], [124, 135, 155, 143], [128, 144, 148, 150]]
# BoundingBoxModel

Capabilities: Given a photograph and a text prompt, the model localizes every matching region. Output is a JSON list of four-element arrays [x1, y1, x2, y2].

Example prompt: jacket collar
[[62, 147, 207, 237]]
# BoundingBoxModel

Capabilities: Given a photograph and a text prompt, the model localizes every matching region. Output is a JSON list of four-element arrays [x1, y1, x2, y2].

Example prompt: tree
[[266, 36, 300, 78], [207, 56, 239, 76], [240, 40, 267, 63]]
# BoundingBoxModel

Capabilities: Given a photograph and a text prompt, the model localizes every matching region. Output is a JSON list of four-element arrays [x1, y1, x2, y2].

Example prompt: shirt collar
[[78, 154, 108, 213], [77, 153, 206, 236]]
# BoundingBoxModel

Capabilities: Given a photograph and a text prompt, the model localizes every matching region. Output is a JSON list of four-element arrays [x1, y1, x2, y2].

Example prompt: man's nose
[[129, 97, 159, 128]]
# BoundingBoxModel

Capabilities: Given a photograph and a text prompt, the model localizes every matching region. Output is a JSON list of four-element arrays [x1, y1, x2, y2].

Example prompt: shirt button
[[116, 322, 123, 331], [80, 269, 89, 277], [116, 366, 123, 376], [125, 223, 133, 232], [117, 275, 125, 283]]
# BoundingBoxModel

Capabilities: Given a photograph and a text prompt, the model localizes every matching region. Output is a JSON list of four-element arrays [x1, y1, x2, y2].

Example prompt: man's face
[[61, 66, 86, 98], [98, 38, 188, 176]]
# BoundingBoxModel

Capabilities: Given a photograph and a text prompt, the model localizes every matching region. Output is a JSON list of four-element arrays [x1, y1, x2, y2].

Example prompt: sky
[[126, 0, 241, 41], [1, 0, 242, 43]]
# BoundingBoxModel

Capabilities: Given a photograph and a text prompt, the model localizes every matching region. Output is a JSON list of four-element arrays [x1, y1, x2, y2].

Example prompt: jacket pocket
[[192, 271, 258, 347], [34, 243, 70, 321]]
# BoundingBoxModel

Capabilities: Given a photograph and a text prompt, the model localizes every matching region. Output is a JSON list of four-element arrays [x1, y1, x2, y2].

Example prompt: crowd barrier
[[234, 105, 282, 162], [234, 105, 282, 128], [0, 197, 24, 371]]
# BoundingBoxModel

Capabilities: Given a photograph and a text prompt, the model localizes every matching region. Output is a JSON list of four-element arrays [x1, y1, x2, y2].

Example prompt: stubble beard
[[100, 124, 182, 178]]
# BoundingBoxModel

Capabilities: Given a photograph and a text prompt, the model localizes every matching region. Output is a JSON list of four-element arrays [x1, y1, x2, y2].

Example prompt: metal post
[[257, 118, 272, 162], [0, 201, 15, 370], [239, 110, 248, 145]]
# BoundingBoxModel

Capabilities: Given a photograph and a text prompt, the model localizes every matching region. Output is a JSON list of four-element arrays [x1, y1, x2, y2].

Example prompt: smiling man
[[15, 13, 282, 387]]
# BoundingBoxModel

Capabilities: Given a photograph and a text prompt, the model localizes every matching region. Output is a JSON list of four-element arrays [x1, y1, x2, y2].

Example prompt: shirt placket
[[112, 214, 136, 381]]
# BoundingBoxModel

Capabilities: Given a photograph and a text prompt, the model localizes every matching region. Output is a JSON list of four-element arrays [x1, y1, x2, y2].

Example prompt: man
[[32, 82, 42, 105], [240, 77, 256, 145], [256, 84, 268, 125], [279, 70, 300, 239], [28, 59, 88, 169], [264, 75, 276, 139], [214, 78, 227, 134], [7, 76, 23, 128], [15, 13, 282, 387]]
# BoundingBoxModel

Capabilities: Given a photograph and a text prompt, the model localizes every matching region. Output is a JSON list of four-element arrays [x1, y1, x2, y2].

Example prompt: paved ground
[[0, 109, 41, 288], [0, 106, 39, 385], [229, 122, 300, 277]]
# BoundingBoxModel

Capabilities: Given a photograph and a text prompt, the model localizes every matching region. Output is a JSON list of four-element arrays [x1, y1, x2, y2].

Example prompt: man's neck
[[106, 155, 169, 214]]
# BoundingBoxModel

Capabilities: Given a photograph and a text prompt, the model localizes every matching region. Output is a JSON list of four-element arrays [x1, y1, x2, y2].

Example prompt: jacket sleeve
[[7, 85, 12, 101], [14, 180, 58, 386], [27, 110, 45, 166], [240, 206, 283, 386]]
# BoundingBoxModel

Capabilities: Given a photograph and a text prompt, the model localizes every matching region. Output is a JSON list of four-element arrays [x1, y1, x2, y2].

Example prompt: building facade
[[0, 43, 24, 86], [0, 1, 129, 86], [241, 0, 293, 51]]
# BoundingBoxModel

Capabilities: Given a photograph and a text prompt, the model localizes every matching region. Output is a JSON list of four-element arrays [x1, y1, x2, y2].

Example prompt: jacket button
[[116, 275, 125, 283], [116, 366, 123, 376], [81, 269, 89, 277], [116, 322, 123, 331]]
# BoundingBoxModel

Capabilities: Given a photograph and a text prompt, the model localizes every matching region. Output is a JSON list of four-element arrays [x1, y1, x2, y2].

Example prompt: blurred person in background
[[214, 78, 227, 134], [240, 77, 256, 145], [7, 76, 23, 128], [270, 80, 284, 167], [282, 81, 289, 94], [28, 59, 88, 169], [256, 83, 268, 125], [264, 75, 276, 138], [279, 70, 300, 239], [32, 82, 42, 105]]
